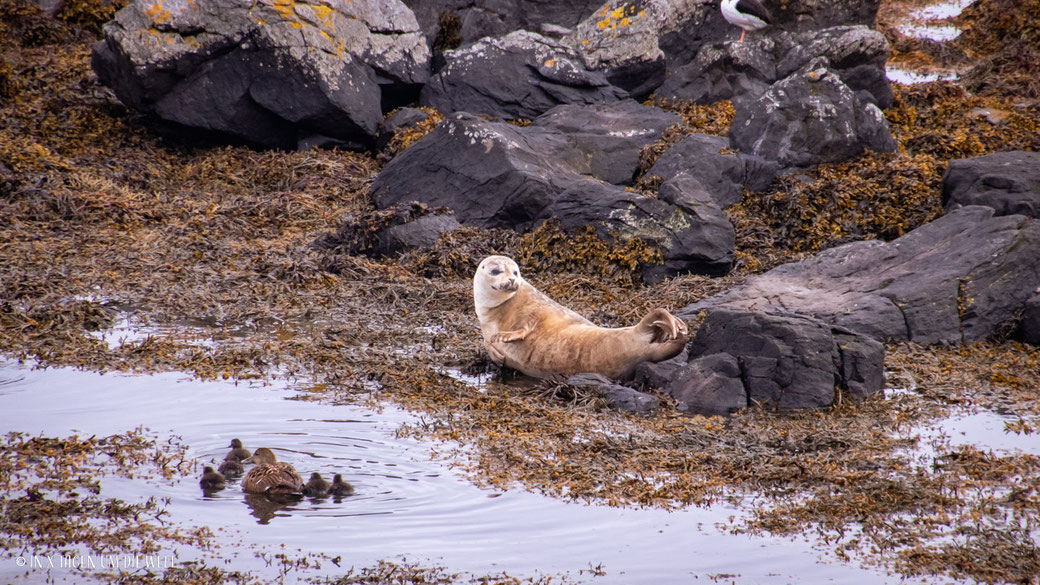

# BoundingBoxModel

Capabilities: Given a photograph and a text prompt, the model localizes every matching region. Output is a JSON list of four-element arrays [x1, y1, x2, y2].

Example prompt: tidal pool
[[0, 359, 919, 585]]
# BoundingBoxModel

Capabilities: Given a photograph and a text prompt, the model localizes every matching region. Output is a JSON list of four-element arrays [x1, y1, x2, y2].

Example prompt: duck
[[240, 448, 304, 496], [218, 459, 244, 477], [720, 0, 772, 43], [199, 466, 226, 491], [328, 474, 355, 496], [302, 472, 331, 497], [224, 438, 252, 462]]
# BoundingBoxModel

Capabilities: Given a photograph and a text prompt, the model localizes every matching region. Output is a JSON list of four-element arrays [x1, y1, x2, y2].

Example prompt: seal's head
[[474, 255, 523, 310]]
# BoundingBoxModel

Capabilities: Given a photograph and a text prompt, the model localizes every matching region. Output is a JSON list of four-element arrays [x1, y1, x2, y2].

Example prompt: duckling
[[199, 466, 226, 491], [218, 459, 244, 477], [241, 448, 304, 496], [302, 472, 330, 497], [328, 474, 355, 496], [225, 438, 252, 462]]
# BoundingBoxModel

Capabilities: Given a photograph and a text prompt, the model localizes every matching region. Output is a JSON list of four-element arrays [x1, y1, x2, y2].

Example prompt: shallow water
[[885, 0, 976, 85], [0, 359, 922, 585], [895, 0, 975, 42]]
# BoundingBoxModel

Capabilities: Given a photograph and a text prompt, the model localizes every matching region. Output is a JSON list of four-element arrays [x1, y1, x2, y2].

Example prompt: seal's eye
[[513, 271, 518, 276], [489, 268, 502, 276]]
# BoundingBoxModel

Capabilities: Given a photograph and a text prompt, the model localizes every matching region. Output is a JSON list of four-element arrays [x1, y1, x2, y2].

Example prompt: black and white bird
[[721, 0, 773, 43]]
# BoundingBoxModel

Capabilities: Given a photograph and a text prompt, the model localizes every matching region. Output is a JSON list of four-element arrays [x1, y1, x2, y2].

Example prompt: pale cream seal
[[473, 255, 688, 379]]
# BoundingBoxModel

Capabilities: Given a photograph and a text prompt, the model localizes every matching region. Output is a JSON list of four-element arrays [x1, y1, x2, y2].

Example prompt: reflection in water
[[243, 492, 300, 525], [0, 360, 932, 584]]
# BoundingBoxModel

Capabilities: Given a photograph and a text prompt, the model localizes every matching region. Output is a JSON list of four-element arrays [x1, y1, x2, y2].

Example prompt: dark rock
[[566, 373, 661, 415], [420, 31, 628, 120], [831, 327, 885, 401], [665, 353, 747, 415], [371, 106, 737, 280], [943, 151, 1040, 218], [1019, 292, 1040, 345], [629, 347, 688, 390], [646, 133, 778, 208], [658, 26, 891, 110], [314, 203, 459, 258], [92, 0, 429, 149], [659, 0, 881, 69], [565, 1, 670, 98], [379, 215, 462, 256], [532, 100, 681, 185], [681, 206, 1040, 344], [728, 58, 896, 168], [403, 0, 602, 50], [377, 107, 433, 150], [681, 309, 883, 410]]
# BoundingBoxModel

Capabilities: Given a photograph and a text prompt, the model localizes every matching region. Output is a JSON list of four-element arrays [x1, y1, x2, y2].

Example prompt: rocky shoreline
[[2, 0, 1040, 582]]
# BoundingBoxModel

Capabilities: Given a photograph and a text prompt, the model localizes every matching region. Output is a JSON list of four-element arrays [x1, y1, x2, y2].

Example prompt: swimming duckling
[[199, 466, 226, 491], [218, 459, 244, 477], [328, 474, 355, 497], [225, 438, 252, 462], [302, 472, 330, 497], [241, 448, 304, 496]]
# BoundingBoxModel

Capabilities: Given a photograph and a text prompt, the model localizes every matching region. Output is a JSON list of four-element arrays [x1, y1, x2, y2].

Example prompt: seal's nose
[[506, 278, 516, 289]]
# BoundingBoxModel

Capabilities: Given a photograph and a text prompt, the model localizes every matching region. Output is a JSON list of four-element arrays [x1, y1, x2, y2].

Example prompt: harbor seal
[[473, 255, 688, 379]]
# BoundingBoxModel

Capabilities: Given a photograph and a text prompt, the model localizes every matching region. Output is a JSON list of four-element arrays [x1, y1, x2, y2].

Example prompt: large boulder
[[728, 58, 896, 168], [680, 206, 1040, 345], [662, 309, 884, 412], [91, 0, 429, 149], [564, 0, 672, 98], [420, 31, 627, 120], [657, 26, 892, 109], [943, 151, 1040, 218], [1020, 292, 1040, 345], [645, 133, 778, 208], [403, 0, 602, 50], [371, 103, 738, 280]]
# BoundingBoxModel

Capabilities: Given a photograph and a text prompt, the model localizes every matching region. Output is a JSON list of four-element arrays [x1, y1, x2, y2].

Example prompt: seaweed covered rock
[[943, 151, 1040, 218], [420, 31, 628, 120], [565, 373, 661, 414], [681, 206, 1040, 344], [728, 58, 896, 168], [314, 203, 460, 258], [645, 133, 777, 208], [668, 309, 884, 411], [91, 0, 429, 149], [657, 26, 892, 109], [371, 103, 737, 280]]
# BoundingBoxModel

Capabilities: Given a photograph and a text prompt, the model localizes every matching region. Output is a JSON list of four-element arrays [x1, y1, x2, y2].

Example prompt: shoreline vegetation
[[1, 0, 1039, 582]]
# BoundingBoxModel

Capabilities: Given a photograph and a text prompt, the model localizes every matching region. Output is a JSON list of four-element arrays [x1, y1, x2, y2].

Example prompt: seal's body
[[473, 256, 688, 379]]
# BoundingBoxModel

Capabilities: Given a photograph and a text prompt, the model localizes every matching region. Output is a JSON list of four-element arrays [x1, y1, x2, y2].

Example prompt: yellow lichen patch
[[144, 1, 171, 23], [595, 3, 644, 34], [271, 0, 296, 23], [543, 58, 555, 68]]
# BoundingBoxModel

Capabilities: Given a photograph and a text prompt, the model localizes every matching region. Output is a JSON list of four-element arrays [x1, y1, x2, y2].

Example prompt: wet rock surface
[[658, 26, 892, 109], [371, 104, 737, 279], [403, 0, 602, 51], [729, 58, 897, 168], [681, 206, 1040, 344], [565, 373, 661, 414], [645, 133, 778, 208], [91, 0, 429, 149], [670, 309, 883, 411], [420, 31, 628, 120], [943, 151, 1040, 218]]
